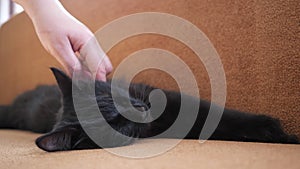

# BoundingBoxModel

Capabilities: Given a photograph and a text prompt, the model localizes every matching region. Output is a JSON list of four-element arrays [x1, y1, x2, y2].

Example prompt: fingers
[[95, 70, 107, 82], [52, 36, 83, 78], [79, 36, 113, 81], [52, 35, 112, 82], [103, 54, 113, 73], [95, 54, 113, 81]]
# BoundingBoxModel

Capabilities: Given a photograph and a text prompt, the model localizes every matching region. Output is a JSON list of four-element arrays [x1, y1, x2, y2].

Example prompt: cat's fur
[[0, 68, 298, 152]]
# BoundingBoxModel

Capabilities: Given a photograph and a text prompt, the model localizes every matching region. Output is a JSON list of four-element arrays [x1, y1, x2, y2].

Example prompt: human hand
[[14, 0, 113, 81]]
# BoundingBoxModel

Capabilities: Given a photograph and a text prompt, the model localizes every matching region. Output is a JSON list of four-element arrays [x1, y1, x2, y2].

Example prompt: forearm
[[12, 0, 71, 22]]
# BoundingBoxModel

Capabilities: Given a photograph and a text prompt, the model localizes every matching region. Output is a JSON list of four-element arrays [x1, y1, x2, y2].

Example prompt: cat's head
[[36, 68, 151, 152]]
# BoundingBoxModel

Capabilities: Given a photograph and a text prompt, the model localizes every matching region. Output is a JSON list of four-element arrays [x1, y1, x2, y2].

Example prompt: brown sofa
[[0, 0, 299, 169]]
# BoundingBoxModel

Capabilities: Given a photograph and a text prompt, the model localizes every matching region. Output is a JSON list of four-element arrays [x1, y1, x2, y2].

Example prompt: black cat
[[0, 68, 298, 152]]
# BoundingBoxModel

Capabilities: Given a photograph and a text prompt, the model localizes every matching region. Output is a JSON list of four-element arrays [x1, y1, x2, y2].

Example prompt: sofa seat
[[1, 130, 299, 169]]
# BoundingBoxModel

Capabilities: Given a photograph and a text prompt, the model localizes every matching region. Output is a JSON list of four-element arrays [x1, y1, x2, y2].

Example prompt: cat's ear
[[35, 127, 78, 152], [50, 67, 72, 97]]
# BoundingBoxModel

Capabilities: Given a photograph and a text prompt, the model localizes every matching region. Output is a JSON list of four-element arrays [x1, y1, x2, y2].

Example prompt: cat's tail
[[0, 105, 12, 128]]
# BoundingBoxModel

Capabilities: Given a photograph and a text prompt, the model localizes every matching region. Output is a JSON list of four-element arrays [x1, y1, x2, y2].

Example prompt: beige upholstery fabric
[[1, 130, 300, 169]]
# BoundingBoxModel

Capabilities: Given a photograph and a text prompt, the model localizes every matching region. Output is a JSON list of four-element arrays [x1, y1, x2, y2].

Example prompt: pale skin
[[13, 0, 113, 81]]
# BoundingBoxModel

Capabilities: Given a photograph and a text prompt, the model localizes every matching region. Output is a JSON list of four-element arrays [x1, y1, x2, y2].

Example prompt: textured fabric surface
[[0, 130, 299, 169]]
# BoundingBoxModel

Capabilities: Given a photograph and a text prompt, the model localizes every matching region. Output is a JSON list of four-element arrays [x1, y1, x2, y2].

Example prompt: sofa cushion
[[1, 130, 299, 169]]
